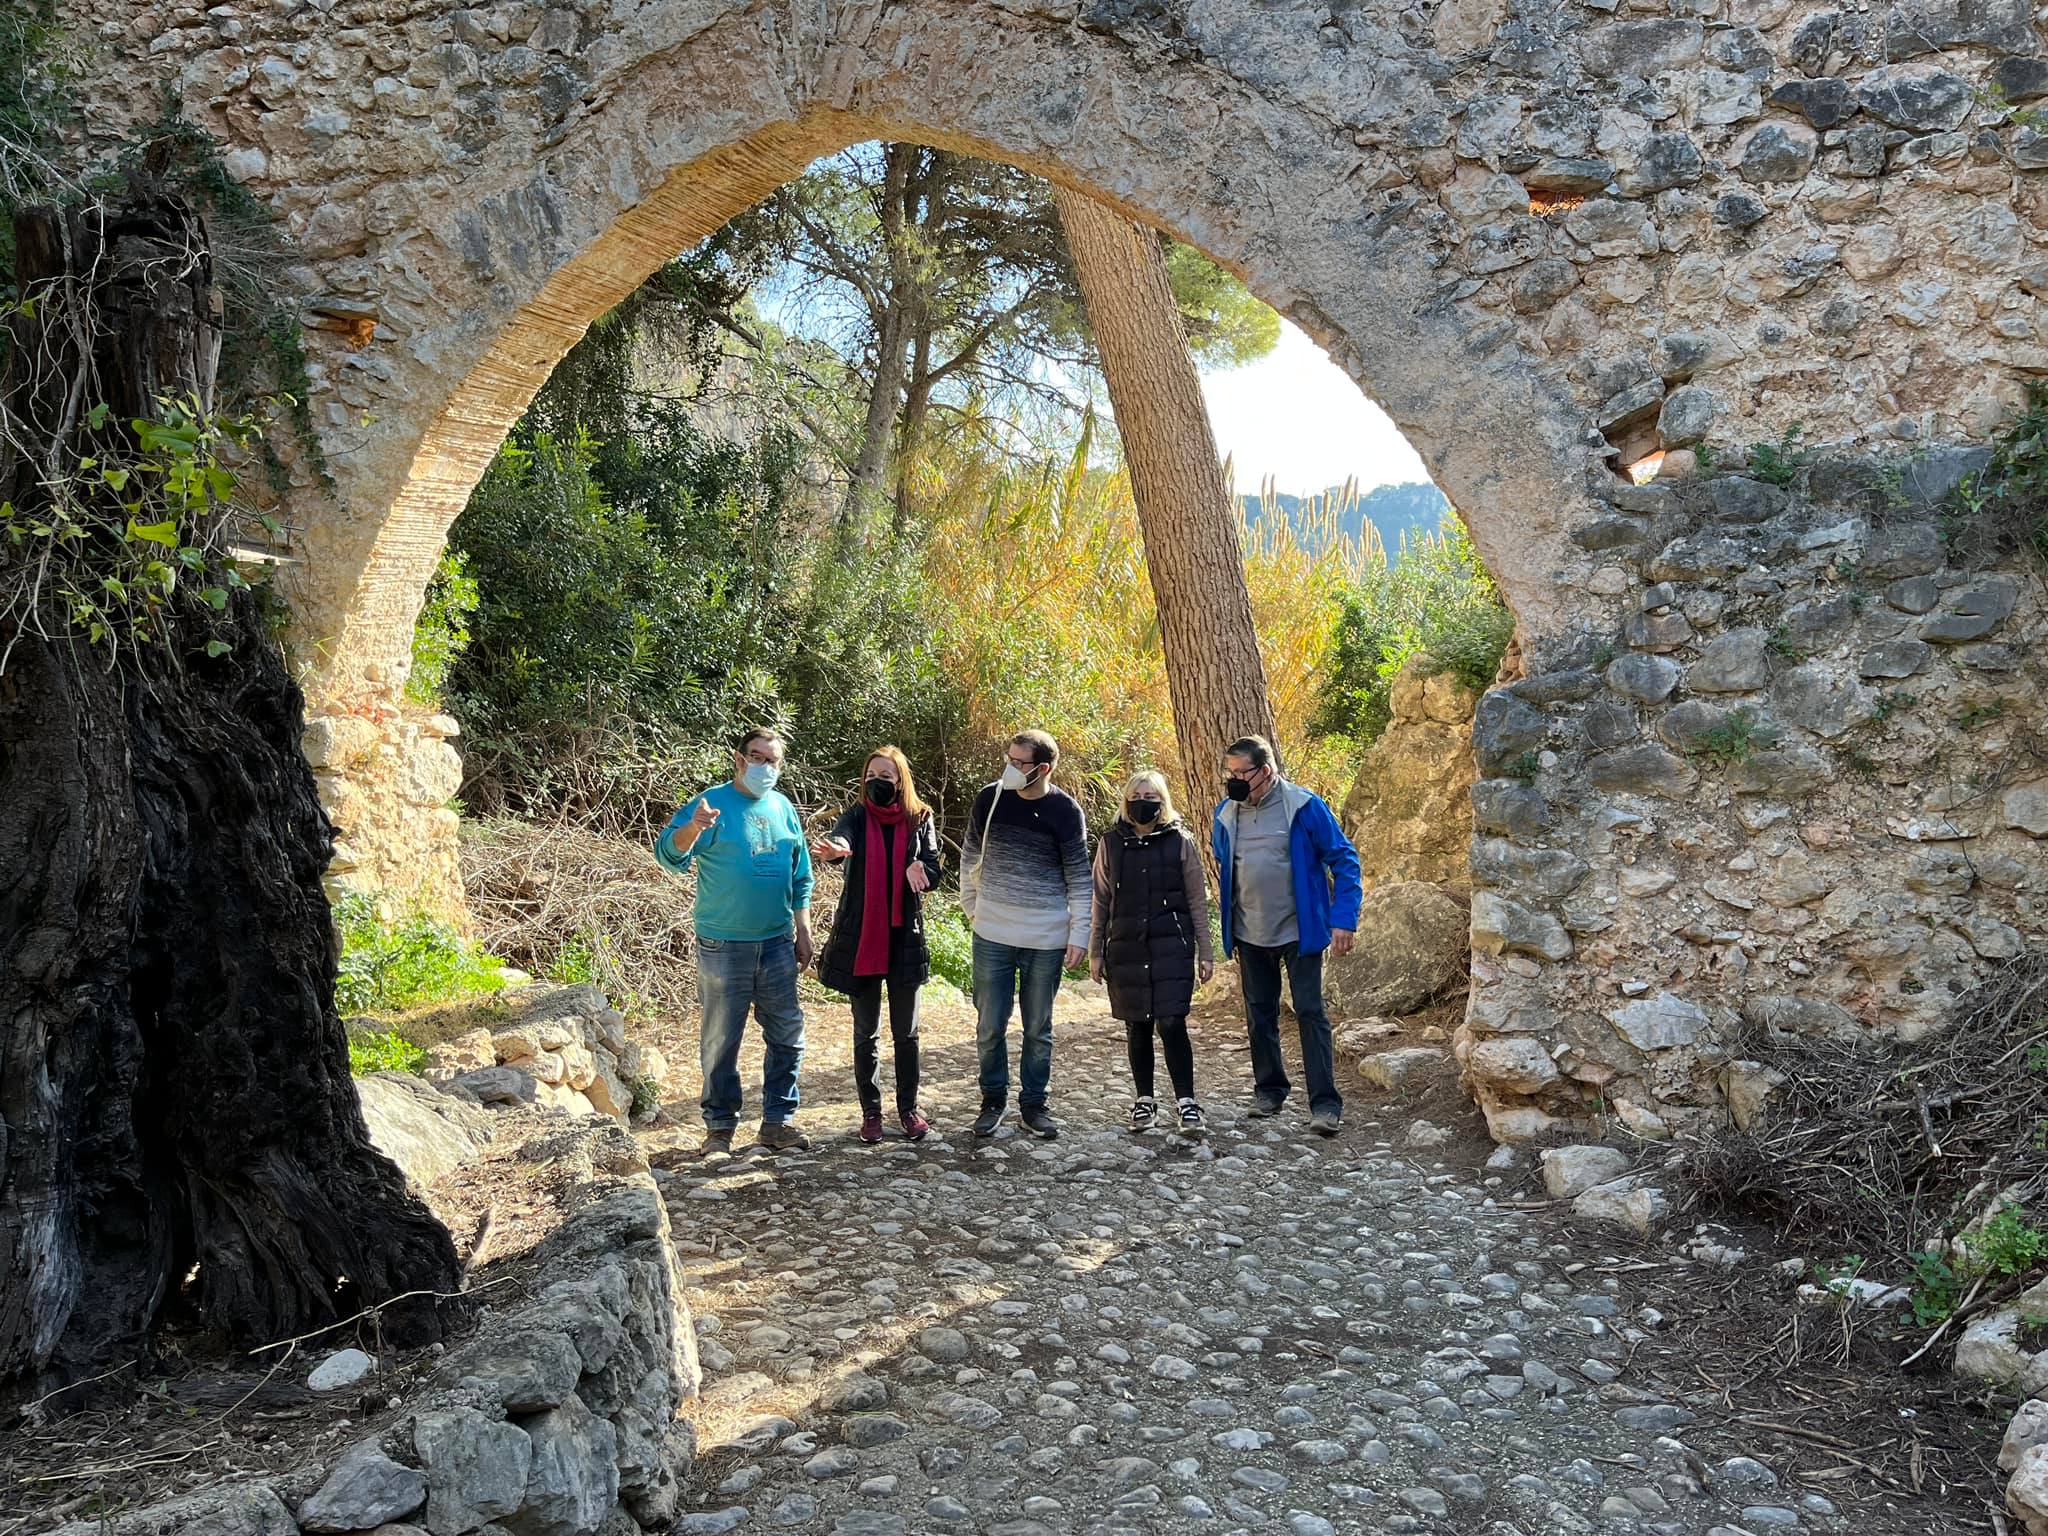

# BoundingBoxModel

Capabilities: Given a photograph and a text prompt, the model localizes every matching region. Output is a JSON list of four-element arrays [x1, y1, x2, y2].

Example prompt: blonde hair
[[1121, 768, 1179, 826]]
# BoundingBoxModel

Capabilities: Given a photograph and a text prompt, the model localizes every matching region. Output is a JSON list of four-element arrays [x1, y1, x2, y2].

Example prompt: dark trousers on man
[[1236, 940, 1342, 1118]]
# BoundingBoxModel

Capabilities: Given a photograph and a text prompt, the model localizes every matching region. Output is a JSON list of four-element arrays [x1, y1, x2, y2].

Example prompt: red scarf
[[854, 799, 910, 977]]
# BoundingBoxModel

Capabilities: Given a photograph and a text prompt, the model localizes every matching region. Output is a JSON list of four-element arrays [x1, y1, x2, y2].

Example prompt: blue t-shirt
[[655, 781, 814, 941]]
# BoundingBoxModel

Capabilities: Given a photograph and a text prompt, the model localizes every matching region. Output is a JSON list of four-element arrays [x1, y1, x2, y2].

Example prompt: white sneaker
[[1130, 1096, 1158, 1134], [1177, 1099, 1207, 1138]]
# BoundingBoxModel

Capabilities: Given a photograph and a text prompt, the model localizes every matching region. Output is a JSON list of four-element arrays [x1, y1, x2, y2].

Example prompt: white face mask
[[743, 761, 781, 795], [999, 763, 1033, 792]]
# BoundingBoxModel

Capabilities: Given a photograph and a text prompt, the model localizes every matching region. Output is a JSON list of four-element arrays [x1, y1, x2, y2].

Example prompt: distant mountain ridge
[[1239, 480, 1450, 558]]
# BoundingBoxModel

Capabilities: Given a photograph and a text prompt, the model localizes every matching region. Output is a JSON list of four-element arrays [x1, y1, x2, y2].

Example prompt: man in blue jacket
[[1212, 734, 1363, 1137]]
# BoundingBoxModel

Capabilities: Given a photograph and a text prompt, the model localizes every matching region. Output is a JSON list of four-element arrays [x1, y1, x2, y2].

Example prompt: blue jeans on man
[[696, 934, 805, 1129], [971, 935, 1063, 1109], [1237, 939, 1343, 1118]]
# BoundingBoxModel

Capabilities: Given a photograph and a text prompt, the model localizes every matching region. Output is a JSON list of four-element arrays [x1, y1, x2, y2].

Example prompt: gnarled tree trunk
[[1052, 188, 1278, 812], [0, 191, 461, 1400]]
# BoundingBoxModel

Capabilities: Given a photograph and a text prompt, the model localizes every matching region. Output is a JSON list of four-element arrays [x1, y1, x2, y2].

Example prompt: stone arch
[[69, 0, 2048, 1139]]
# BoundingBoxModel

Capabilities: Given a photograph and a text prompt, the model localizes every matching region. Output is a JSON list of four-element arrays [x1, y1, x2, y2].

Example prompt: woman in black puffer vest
[[1088, 769, 1216, 1136]]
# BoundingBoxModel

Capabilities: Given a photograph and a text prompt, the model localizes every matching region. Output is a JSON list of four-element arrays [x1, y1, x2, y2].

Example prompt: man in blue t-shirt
[[656, 727, 814, 1155]]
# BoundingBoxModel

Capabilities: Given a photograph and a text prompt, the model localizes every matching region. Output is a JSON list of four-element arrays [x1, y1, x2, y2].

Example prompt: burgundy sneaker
[[858, 1114, 885, 1144], [900, 1108, 932, 1142]]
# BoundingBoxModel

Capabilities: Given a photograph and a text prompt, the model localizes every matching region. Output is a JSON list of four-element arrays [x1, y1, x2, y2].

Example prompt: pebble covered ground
[[651, 989, 1987, 1536]]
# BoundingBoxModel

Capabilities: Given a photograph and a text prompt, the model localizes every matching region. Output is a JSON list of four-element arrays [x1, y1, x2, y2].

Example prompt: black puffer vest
[[1103, 821, 1199, 1023]]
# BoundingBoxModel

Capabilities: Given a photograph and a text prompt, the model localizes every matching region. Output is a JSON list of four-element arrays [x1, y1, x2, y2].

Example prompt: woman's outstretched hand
[[810, 835, 852, 861], [906, 861, 932, 893]]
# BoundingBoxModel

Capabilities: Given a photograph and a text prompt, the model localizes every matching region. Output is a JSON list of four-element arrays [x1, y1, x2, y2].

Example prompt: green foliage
[[333, 891, 510, 1016], [445, 403, 956, 827], [1871, 689, 1917, 723], [1766, 624, 1804, 662], [1748, 423, 1810, 486], [1809, 1252, 1866, 1289], [1310, 515, 1514, 745], [924, 895, 975, 994], [1162, 242, 1281, 369], [0, 391, 263, 660], [1951, 381, 2048, 564], [407, 549, 478, 706], [1690, 706, 1767, 766], [1503, 751, 1542, 785], [1960, 699, 2007, 731], [347, 1028, 427, 1077], [1973, 1206, 2048, 1277], [1907, 1249, 1962, 1326]]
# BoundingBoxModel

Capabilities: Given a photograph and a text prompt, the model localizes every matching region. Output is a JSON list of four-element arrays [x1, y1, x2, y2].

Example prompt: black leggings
[[848, 974, 921, 1117], [1126, 1016, 1195, 1101]]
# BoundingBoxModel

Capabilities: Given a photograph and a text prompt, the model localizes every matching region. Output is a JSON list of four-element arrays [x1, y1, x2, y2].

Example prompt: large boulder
[[1324, 881, 1469, 1018], [1341, 660, 1480, 892], [357, 1071, 497, 1189]]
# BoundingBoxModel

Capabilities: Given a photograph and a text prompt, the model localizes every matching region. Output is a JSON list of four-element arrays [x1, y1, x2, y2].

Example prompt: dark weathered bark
[[1052, 188, 1279, 812], [0, 192, 461, 1399]]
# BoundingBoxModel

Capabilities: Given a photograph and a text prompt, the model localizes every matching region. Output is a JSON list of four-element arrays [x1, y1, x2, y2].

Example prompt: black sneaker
[[1019, 1104, 1060, 1139], [1177, 1099, 1207, 1138], [1130, 1097, 1158, 1134], [1308, 1111, 1342, 1138], [1246, 1096, 1285, 1119], [758, 1121, 811, 1151], [972, 1101, 1007, 1139]]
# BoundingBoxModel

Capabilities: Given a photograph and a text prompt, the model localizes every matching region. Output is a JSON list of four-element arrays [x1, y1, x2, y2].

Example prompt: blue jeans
[[1237, 940, 1343, 1118], [696, 935, 805, 1130], [971, 935, 1062, 1110]]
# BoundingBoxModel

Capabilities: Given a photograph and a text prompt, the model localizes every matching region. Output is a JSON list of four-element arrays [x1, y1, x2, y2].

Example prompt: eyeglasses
[[1005, 754, 1038, 772], [1224, 765, 1264, 782], [743, 749, 782, 766]]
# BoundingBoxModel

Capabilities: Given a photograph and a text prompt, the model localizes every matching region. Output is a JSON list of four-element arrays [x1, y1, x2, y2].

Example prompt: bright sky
[[1201, 320, 1432, 499]]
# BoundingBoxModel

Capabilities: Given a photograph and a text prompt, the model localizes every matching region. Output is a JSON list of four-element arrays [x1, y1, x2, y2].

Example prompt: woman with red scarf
[[812, 746, 943, 1143]]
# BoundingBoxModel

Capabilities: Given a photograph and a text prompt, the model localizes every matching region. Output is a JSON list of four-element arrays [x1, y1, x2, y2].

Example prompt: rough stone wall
[[49, 1154, 699, 1535], [1341, 659, 1482, 893], [57, 0, 2048, 1126], [1459, 463, 2047, 1140]]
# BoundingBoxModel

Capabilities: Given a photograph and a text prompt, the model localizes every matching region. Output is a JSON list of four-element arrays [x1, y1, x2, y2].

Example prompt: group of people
[[654, 726, 1363, 1154]]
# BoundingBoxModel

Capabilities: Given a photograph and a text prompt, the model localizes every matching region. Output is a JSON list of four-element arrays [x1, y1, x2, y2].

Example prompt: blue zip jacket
[[1211, 779, 1363, 958]]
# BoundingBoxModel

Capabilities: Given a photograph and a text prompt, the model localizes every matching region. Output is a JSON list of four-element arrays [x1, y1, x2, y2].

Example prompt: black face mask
[[865, 777, 899, 807], [1225, 777, 1254, 803], [1128, 800, 1162, 825]]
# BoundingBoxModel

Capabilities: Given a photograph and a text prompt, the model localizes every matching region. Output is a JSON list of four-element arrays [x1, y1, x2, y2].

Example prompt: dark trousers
[[1237, 940, 1343, 1117], [848, 973, 921, 1118], [1125, 1016, 1195, 1101]]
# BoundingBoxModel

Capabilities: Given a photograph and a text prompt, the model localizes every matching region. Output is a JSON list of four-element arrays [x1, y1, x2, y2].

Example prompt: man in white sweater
[[959, 729, 1092, 1139]]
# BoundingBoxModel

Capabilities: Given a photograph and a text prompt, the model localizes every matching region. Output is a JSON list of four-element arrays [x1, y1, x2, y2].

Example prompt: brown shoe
[[758, 1121, 811, 1152], [699, 1127, 734, 1158]]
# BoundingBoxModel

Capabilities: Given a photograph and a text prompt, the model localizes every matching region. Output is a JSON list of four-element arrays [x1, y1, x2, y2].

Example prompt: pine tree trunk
[[840, 145, 918, 530], [0, 193, 462, 1400], [1053, 189, 1278, 813]]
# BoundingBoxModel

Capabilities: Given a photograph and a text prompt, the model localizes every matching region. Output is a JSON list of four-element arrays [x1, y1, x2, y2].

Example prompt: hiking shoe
[[758, 1121, 811, 1152], [1308, 1111, 1342, 1138], [1130, 1096, 1158, 1134], [1246, 1096, 1286, 1119], [858, 1113, 884, 1144], [1019, 1105, 1060, 1140], [900, 1108, 932, 1142], [699, 1127, 735, 1158], [1177, 1099, 1207, 1138], [973, 1101, 1007, 1139]]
